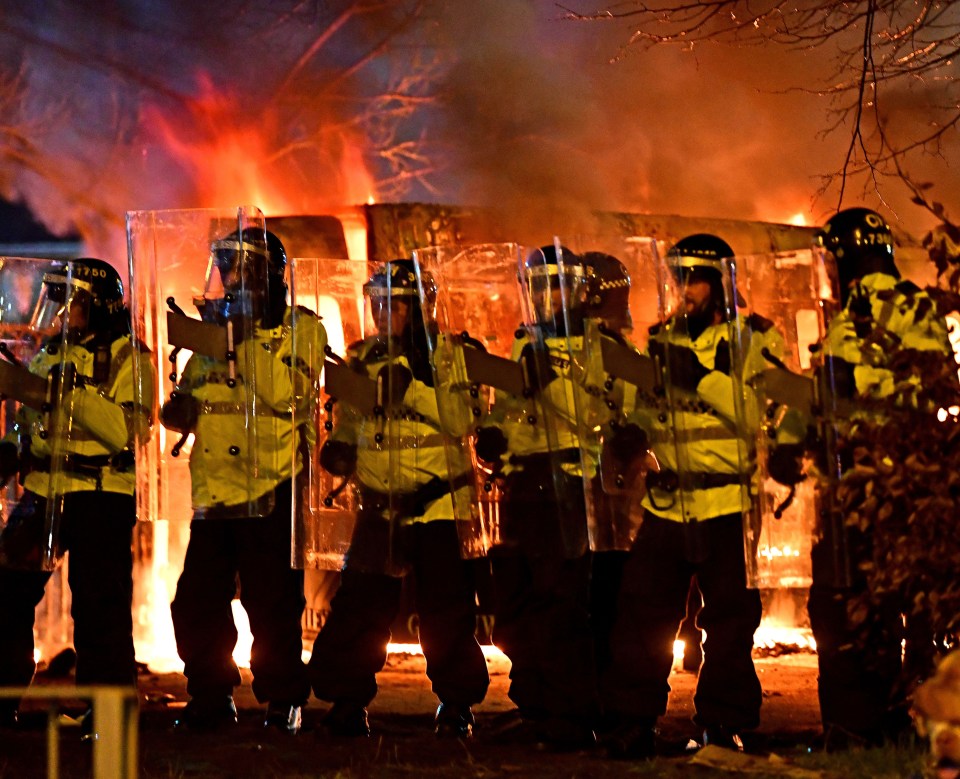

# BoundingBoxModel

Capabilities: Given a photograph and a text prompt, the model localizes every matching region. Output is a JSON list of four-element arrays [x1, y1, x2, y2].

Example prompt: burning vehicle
[[13, 202, 841, 670]]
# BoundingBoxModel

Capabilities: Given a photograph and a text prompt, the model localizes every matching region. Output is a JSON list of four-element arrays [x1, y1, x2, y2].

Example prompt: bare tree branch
[[560, 1, 960, 205]]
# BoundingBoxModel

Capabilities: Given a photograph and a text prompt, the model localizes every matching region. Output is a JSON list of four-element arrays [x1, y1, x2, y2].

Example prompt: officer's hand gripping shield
[[290, 256, 370, 572], [0, 258, 100, 570], [411, 244, 523, 559], [127, 207, 280, 524], [569, 237, 667, 551], [723, 249, 834, 589]]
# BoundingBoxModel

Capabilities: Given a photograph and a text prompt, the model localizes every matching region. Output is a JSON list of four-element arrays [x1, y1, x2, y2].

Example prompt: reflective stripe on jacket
[[484, 332, 604, 478], [824, 272, 952, 402], [175, 307, 326, 508], [10, 333, 147, 497], [333, 336, 472, 524], [632, 318, 784, 522]]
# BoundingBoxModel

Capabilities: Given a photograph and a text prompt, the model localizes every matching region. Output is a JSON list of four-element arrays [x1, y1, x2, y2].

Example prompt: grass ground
[[0, 652, 933, 778]]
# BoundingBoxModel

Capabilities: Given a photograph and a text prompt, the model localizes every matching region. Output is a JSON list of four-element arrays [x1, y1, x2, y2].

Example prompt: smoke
[[0, 0, 428, 270], [1, 0, 957, 273], [427, 1, 959, 241]]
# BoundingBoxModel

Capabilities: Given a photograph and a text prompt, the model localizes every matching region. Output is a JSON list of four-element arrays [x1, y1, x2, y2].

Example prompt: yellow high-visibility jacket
[[481, 330, 606, 479], [824, 272, 952, 402], [172, 306, 326, 509], [631, 315, 785, 523], [330, 334, 473, 524], [7, 332, 150, 497]]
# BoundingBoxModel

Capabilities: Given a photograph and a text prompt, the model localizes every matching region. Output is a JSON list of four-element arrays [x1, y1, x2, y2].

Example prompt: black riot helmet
[[210, 227, 288, 328], [362, 257, 434, 303], [816, 208, 898, 303], [521, 244, 587, 335], [583, 251, 632, 332], [40, 257, 126, 337], [363, 258, 436, 383], [363, 258, 435, 337], [666, 233, 733, 336]]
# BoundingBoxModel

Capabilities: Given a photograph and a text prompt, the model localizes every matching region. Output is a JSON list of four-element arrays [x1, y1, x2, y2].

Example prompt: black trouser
[[309, 520, 489, 708], [171, 480, 309, 706], [490, 469, 599, 723], [0, 490, 137, 701], [590, 550, 628, 677], [808, 536, 907, 741], [601, 511, 762, 730]]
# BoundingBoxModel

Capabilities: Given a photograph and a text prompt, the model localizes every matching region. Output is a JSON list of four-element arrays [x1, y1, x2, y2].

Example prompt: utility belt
[[29, 450, 135, 490], [360, 471, 474, 518], [646, 468, 742, 493]]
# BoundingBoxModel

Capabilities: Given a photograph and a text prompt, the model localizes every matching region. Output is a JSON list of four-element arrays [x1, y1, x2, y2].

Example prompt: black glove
[[607, 423, 649, 462], [474, 427, 508, 463], [650, 342, 710, 392], [713, 338, 731, 376], [0, 441, 19, 482], [378, 363, 414, 406], [767, 444, 805, 486], [160, 392, 199, 434], [819, 355, 856, 400], [47, 362, 79, 402], [319, 440, 358, 477], [520, 343, 557, 393]]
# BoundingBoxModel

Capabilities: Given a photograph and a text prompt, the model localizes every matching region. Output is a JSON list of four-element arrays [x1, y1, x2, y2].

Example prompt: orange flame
[[142, 72, 377, 216]]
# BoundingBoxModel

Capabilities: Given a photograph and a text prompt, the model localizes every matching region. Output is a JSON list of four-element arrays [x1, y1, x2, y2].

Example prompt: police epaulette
[[296, 304, 319, 318], [648, 323, 662, 336], [346, 337, 366, 353], [514, 327, 526, 339], [747, 312, 774, 333], [894, 279, 922, 296]]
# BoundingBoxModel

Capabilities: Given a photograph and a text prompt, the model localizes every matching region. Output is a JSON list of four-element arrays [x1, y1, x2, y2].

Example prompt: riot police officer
[[578, 251, 635, 676], [163, 229, 326, 735], [475, 245, 600, 750], [801, 207, 954, 748], [601, 234, 783, 758], [308, 259, 489, 739], [0, 257, 141, 730]]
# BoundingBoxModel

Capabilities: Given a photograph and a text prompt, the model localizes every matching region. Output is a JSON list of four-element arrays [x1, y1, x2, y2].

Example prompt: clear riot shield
[[509, 241, 590, 558], [126, 206, 278, 524], [411, 243, 521, 559], [0, 257, 62, 570], [648, 245, 743, 562], [807, 248, 856, 589], [564, 237, 667, 551], [290, 256, 369, 571], [723, 249, 832, 589], [354, 260, 442, 575]]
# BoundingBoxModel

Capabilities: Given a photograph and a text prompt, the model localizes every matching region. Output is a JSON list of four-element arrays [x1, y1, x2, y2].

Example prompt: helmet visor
[[210, 238, 267, 291], [36, 269, 93, 335], [523, 258, 586, 326]]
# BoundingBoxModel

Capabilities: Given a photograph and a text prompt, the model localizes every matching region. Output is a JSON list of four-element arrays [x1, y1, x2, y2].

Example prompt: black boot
[[174, 695, 238, 732], [435, 703, 475, 738], [322, 702, 370, 737], [605, 718, 657, 760], [702, 725, 744, 751], [264, 703, 302, 735]]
